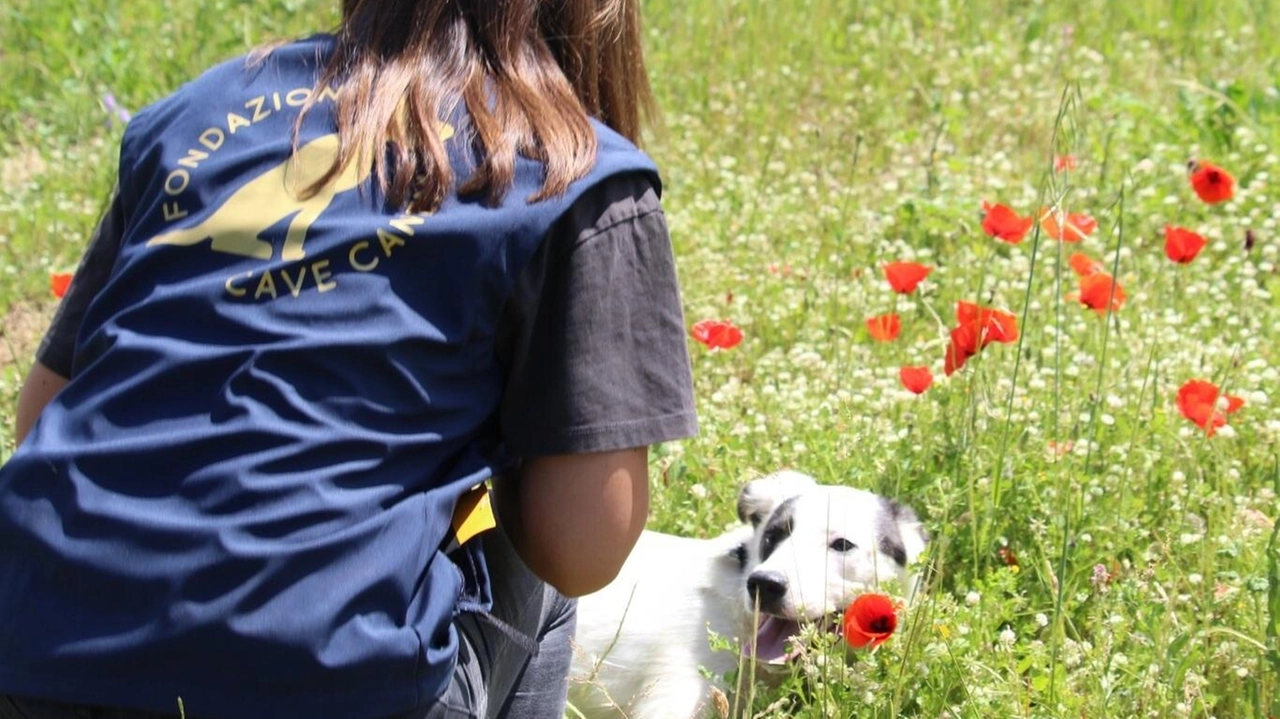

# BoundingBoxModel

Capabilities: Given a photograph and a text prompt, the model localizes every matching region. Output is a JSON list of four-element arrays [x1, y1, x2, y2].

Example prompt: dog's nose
[[746, 570, 788, 614]]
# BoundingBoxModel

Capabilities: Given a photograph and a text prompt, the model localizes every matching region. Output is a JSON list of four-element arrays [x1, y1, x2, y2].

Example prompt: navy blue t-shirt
[[0, 36, 691, 719]]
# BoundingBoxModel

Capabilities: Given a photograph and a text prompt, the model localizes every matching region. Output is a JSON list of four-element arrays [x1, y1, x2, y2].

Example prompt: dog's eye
[[829, 538, 857, 552]]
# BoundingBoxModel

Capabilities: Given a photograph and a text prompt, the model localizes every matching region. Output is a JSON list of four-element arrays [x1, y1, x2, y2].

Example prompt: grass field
[[1, 1, 1278, 717]]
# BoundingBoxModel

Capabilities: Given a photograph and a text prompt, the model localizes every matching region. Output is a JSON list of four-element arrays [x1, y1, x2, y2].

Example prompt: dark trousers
[[0, 528, 576, 719]]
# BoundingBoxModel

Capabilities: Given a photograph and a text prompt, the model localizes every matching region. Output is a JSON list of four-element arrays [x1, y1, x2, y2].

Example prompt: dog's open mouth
[[747, 613, 841, 664]]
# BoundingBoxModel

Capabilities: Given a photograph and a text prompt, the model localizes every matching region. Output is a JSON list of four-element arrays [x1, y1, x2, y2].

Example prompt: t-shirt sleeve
[[36, 188, 126, 378], [496, 171, 698, 457]]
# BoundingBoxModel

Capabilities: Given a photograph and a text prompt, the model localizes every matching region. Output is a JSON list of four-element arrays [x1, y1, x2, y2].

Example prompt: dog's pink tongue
[[749, 616, 800, 664]]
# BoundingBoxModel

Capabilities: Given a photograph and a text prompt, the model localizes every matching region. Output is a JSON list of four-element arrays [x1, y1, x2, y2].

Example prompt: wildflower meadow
[[1, 1, 1278, 717]]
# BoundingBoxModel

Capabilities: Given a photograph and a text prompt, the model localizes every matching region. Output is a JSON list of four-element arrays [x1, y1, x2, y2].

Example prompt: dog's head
[[732, 470, 927, 662]]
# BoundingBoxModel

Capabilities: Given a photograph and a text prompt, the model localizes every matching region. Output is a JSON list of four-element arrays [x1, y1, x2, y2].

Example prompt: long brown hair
[[297, 0, 655, 212]]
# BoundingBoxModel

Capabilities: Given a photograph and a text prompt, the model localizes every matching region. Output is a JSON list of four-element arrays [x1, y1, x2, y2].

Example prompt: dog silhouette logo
[[148, 123, 453, 262]]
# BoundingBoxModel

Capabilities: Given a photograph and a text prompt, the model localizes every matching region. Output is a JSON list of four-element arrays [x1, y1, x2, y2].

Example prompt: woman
[[0, 1, 696, 717]]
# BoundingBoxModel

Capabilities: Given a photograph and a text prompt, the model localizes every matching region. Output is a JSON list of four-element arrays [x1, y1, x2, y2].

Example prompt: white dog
[[569, 470, 928, 719]]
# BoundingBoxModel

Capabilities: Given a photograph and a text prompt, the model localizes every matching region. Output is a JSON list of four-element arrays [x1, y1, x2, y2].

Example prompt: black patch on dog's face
[[877, 497, 913, 566], [758, 497, 797, 562], [729, 542, 748, 570], [879, 535, 907, 566]]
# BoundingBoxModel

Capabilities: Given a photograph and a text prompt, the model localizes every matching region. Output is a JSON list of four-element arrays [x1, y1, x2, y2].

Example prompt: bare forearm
[[15, 360, 69, 446], [494, 447, 649, 597]]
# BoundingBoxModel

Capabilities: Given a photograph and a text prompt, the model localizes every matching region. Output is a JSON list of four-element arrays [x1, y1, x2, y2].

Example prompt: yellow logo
[[148, 123, 454, 262], [149, 133, 368, 262]]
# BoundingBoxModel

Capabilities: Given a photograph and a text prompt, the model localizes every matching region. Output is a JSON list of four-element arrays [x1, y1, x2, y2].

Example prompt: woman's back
[[0, 32, 664, 719]]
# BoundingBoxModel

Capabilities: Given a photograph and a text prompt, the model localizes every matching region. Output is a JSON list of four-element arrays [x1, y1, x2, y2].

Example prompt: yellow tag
[[451, 484, 496, 546]]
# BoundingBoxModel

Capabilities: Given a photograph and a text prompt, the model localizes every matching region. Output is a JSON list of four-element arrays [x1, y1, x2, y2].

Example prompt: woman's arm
[[15, 360, 70, 446], [491, 173, 695, 597], [13, 189, 124, 447], [493, 447, 649, 597]]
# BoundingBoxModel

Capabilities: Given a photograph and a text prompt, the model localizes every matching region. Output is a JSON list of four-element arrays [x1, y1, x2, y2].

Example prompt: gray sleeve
[[496, 171, 698, 457], [36, 188, 126, 378]]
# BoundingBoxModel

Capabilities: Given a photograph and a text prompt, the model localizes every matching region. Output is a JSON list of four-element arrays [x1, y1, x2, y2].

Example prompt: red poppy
[[690, 319, 744, 350], [1039, 207, 1097, 242], [842, 593, 897, 650], [944, 323, 980, 376], [1069, 252, 1105, 277], [866, 313, 902, 342], [899, 366, 933, 394], [1054, 155, 1078, 172], [955, 301, 1019, 347], [981, 202, 1034, 244], [1074, 273, 1126, 315], [50, 272, 73, 299], [944, 302, 1018, 376], [1188, 160, 1235, 204], [1176, 379, 1244, 437], [1164, 225, 1208, 264], [883, 262, 932, 294]]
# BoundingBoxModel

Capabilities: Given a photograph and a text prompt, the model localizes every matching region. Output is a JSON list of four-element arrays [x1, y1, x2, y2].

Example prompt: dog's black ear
[[737, 470, 817, 527], [736, 493, 762, 527], [881, 497, 929, 542], [878, 497, 928, 566], [737, 488, 752, 524], [880, 497, 915, 522]]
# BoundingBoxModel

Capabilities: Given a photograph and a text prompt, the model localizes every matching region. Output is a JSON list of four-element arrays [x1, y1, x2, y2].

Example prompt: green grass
[[2, 1, 1278, 717]]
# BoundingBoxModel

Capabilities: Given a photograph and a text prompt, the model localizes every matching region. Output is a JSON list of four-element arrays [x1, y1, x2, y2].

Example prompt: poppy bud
[[50, 272, 74, 299]]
